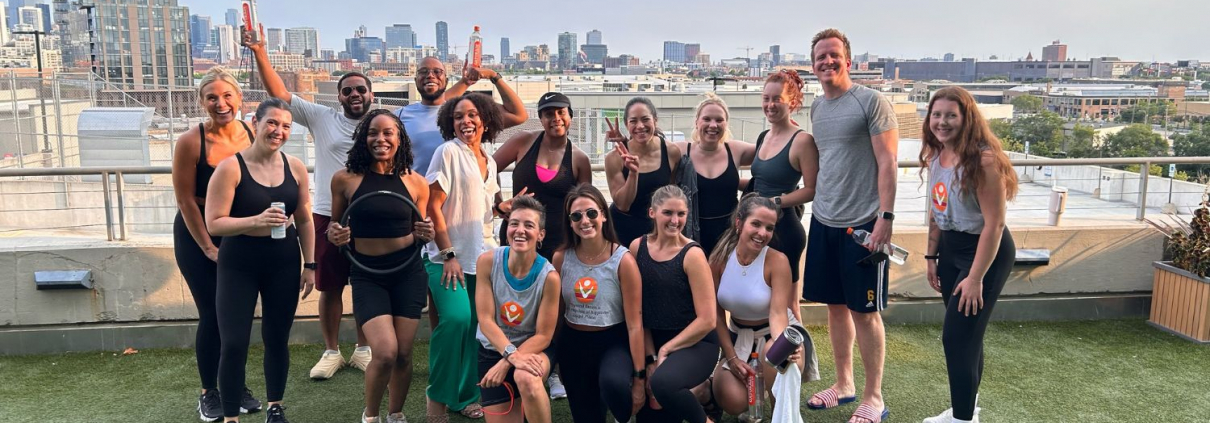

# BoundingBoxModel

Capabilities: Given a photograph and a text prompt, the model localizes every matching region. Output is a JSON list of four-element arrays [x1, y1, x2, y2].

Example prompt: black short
[[477, 345, 556, 407], [349, 247, 428, 325], [802, 216, 889, 313]]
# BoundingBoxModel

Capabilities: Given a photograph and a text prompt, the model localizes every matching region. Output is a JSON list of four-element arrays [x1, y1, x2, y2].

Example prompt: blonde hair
[[197, 67, 242, 107], [691, 92, 732, 143], [647, 185, 689, 237]]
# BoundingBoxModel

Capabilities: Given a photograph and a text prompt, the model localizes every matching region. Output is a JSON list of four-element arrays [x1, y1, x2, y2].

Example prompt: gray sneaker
[[197, 390, 222, 422]]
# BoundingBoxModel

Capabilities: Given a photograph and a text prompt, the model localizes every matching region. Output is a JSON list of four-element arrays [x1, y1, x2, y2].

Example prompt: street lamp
[[12, 29, 52, 156]]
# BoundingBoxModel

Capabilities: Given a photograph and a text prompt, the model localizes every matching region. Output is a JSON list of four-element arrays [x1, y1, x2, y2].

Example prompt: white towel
[[772, 362, 805, 423]]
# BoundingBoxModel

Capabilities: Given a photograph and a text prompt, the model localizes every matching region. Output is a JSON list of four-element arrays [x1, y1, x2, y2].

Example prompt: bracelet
[[924, 255, 940, 260], [645, 354, 656, 365], [726, 355, 740, 363]]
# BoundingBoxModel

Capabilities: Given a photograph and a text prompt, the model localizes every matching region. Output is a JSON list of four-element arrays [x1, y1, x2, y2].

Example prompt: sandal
[[849, 403, 889, 423], [458, 403, 485, 419], [806, 387, 857, 410]]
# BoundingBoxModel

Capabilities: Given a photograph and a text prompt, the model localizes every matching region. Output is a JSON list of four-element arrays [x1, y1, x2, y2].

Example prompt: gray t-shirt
[[477, 247, 554, 349], [809, 84, 898, 227], [560, 246, 629, 327]]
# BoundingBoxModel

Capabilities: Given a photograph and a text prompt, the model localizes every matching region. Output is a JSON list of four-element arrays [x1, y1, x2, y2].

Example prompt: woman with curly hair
[[423, 92, 514, 422], [919, 87, 1018, 423], [327, 109, 432, 423]]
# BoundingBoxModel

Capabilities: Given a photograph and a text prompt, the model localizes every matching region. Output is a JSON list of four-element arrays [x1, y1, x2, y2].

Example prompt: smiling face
[[928, 98, 964, 146], [452, 99, 485, 144], [253, 107, 293, 151], [736, 206, 777, 252], [338, 75, 373, 119], [416, 57, 447, 103], [650, 198, 688, 238], [696, 103, 728, 144], [201, 80, 242, 126], [366, 114, 400, 163], [625, 102, 657, 144], [568, 196, 605, 241], [506, 208, 545, 253], [762, 82, 792, 123], [540, 107, 572, 138], [812, 37, 851, 87]]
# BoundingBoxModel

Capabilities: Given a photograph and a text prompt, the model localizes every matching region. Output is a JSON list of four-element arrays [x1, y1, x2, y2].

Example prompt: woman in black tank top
[[629, 185, 720, 423], [326, 109, 435, 423], [204, 99, 314, 423], [492, 92, 591, 259], [606, 97, 681, 246], [169, 67, 257, 419], [676, 93, 758, 256]]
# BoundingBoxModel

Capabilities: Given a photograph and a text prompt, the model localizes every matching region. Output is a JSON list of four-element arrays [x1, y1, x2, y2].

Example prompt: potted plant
[[1146, 197, 1210, 343]]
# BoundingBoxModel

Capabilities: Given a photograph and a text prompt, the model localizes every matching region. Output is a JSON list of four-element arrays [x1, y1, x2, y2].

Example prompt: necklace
[[580, 243, 611, 271], [736, 250, 758, 276]]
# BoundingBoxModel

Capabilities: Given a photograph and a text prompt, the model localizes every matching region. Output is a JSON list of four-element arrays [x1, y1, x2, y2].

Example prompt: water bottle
[[848, 227, 909, 265], [467, 26, 482, 68], [270, 201, 286, 239], [740, 352, 764, 423]]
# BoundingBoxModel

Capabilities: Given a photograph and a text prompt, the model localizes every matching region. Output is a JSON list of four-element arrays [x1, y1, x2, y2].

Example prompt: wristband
[[924, 255, 940, 260], [645, 354, 656, 365], [632, 369, 647, 379]]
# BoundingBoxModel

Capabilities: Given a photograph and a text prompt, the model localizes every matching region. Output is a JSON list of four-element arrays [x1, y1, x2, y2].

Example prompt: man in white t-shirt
[[245, 35, 441, 381]]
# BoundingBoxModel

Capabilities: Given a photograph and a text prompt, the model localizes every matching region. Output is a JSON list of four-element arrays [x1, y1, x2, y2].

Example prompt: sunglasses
[[569, 208, 600, 222], [341, 86, 368, 96], [418, 68, 446, 77]]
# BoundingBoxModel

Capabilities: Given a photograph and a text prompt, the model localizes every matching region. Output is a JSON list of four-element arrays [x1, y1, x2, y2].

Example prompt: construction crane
[[738, 46, 754, 76]]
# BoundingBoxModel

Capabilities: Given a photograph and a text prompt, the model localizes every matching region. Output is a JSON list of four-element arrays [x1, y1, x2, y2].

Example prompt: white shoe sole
[[197, 404, 220, 422]]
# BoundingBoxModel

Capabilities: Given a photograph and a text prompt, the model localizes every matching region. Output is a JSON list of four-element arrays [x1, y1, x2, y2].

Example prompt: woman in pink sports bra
[[492, 92, 592, 259]]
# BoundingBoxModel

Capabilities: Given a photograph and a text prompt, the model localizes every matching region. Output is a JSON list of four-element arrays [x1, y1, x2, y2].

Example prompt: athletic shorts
[[802, 216, 889, 313], [313, 213, 351, 292], [349, 247, 428, 325], [477, 345, 556, 407]]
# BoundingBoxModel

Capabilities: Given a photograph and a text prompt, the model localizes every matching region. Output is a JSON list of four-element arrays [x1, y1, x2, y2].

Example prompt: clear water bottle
[[270, 201, 286, 239], [467, 25, 482, 68], [740, 352, 764, 423], [848, 227, 909, 265]]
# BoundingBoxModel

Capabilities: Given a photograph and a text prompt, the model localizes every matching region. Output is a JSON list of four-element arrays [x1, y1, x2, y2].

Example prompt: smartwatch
[[439, 248, 457, 261], [632, 368, 647, 379], [878, 211, 895, 220], [303, 262, 317, 270], [773, 196, 783, 207], [502, 344, 517, 359]]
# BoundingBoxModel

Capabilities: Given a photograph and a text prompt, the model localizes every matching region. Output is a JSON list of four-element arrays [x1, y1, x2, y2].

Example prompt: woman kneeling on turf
[[475, 196, 561, 423]]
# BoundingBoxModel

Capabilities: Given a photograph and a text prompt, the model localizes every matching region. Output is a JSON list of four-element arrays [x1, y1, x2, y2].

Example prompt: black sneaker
[[241, 388, 262, 413], [264, 404, 289, 423], [197, 390, 222, 422]]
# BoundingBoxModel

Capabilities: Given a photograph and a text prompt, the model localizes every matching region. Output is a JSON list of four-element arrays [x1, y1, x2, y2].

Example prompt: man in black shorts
[[802, 28, 899, 423]]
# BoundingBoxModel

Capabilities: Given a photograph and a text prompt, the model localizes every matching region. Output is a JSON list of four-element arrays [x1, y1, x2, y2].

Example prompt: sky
[[190, 0, 1210, 63]]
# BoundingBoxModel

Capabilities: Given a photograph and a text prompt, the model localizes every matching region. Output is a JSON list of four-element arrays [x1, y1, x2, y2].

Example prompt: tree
[[1102, 124, 1169, 158], [1066, 124, 1099, 158], [1117, 101, 1177, 125], [1011, 111, 1066, 156], [1011, 94, 1044, 114], [1202, 81, 1210, 90], [1173, 127, 1210, 178], [989, 119, 1018, 151]]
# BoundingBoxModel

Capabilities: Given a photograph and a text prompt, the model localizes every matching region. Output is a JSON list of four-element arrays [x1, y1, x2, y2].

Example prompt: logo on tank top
[[500, 301, 525, 327], [574, 277, 598, 303], [932, 182, 949, 212]]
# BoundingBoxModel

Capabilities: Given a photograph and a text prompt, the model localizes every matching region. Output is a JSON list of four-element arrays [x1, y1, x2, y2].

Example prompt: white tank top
[[717, 246, 772, 321]]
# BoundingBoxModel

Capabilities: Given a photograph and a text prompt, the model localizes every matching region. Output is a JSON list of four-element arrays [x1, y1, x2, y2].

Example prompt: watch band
[[632, 368, 647, 379], [303, 262, 317, 270]]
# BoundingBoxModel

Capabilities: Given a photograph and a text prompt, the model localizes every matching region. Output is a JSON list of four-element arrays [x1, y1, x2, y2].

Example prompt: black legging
[[174, 212, 222, 391], [637, 329, 720, 423], [216, 229, 301, 418], [558, 324, 636, 423], [769, 207, 805, 283], [938, 228, 1014, 421]]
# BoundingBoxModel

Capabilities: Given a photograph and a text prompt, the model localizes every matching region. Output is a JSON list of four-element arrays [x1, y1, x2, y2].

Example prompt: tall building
[[943, 52, 955, 62], [285, 27, 319, 57], [663, 41, 685, 63], [0, 7, 8, 45], [18, 6, 43, 31], [557, 32, 576, 69], [1043, 40, 1067, 62], [224, 8, 238, 27], [586, 29, 602, 45], [346, 29, 384, 63], [581, 43, 607, 65], [435, 21, 448, 61], [35, 3, 50, 32], [684, 43, 700, 62], [6, 0, 34, 30], [62, 0, 193, 88], [212, 24, 237, 64], [500, 37, 509, 60], [266, 27, 285, 52], [770, 45, 780, 66], [385, 24, 415, 49], [190, 15, 212, 55]]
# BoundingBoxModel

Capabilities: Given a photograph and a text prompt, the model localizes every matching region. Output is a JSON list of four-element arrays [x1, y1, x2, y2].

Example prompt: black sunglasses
[[569, 208, 600, 222], [418, 68, 446, 77], [341, 86, 368, 96]]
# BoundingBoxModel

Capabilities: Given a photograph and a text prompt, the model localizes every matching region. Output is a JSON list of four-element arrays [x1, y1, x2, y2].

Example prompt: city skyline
[[189, 0, 1209, 63]]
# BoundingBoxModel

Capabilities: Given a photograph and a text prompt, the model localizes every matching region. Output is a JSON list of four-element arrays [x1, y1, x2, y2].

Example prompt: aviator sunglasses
[[569, 208, 600, 222]]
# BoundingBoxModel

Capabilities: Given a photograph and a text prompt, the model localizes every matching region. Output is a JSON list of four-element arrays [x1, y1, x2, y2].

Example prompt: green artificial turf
[[0, 319, 1205, 422]]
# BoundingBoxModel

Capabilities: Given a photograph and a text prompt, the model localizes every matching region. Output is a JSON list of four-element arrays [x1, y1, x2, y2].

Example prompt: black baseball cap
[[537, 92, 572, 114]]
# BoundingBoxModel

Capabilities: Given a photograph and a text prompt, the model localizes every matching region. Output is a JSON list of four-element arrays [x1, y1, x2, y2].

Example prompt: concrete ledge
[[1, 294, 1150, 356]]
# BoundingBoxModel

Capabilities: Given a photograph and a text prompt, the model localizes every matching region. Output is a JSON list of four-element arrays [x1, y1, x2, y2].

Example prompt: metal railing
[[4, 156, 1210, 242]]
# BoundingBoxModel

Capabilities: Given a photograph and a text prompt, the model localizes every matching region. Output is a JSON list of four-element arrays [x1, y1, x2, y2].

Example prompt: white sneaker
[[385, 412, 408, 423], [548, 373, 567, 399], [348, 346, 372, 372], [310, 350, 345, 380], [922, 407, 981, 423]]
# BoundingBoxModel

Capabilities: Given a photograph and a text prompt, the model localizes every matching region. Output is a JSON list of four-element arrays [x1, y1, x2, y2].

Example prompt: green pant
[[424, 258, 481, 411]]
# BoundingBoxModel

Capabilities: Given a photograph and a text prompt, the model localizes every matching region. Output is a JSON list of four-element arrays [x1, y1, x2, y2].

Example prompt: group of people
[[171, 27, 1017, 423]]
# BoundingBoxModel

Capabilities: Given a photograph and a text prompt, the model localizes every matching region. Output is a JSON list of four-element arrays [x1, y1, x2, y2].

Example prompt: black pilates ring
[[339, 190, 422, 275]]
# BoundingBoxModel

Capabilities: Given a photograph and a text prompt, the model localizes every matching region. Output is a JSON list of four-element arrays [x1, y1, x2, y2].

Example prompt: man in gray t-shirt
[[801, 29, 899, 423]]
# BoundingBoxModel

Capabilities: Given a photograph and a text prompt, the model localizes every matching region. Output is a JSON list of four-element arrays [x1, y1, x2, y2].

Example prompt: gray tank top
[[928, 156, 984, 234], [560, 245, 629, 327], [751, 129, 805, 197], [476, 246, 554, 349]]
